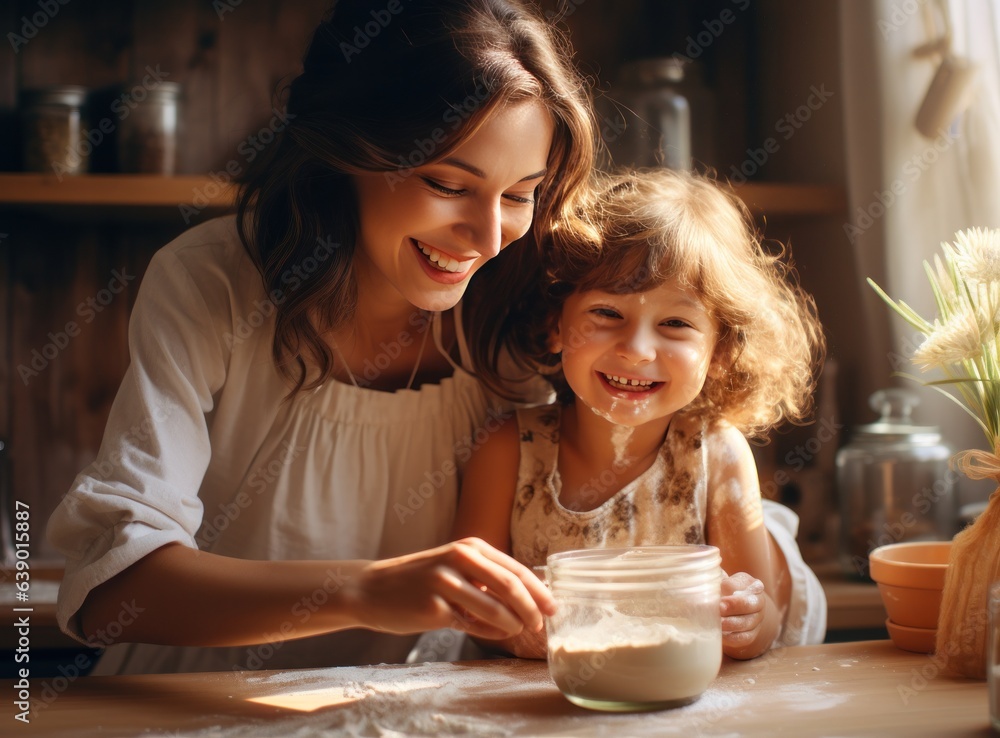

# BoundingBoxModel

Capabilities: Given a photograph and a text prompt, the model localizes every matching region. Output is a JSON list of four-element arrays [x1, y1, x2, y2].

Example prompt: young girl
[[46, 0, 596, 674], [454, 168, 827, 661]]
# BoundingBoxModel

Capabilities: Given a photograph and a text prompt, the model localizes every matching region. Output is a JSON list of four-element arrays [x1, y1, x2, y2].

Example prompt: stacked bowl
[[868, 541, 951, 653]]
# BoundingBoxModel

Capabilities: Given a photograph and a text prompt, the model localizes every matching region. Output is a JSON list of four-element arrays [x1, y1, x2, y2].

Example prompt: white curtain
[[841, 0, 1000, 507]]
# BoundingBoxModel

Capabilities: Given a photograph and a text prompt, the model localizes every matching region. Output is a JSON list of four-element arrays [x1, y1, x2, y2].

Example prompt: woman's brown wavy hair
[[507, 168, 826, 438], [235, 0, 597, 395]]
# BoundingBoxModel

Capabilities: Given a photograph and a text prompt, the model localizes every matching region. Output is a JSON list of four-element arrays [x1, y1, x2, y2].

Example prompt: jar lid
[[618, 58, 685, 86], [122, 81, 181, 100], [21, 86, 87, 108], [853, 388, 941, 439]]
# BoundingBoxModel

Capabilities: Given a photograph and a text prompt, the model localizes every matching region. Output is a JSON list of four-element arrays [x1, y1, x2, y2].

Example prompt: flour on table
[[146, 663, 529, 738], [141, 658, 848, 738]]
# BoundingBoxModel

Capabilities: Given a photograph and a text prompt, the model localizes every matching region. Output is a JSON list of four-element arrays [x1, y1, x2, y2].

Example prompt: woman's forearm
[[78, 537, 554, 648], [79, 543, 368, 647]]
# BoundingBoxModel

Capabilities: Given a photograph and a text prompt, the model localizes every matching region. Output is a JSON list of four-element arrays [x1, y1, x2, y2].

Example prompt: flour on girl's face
[[586, 398, 618, 425], [587, 400, 635, 467], [586, 397, 666, 468], [611, 423, 633, 468]]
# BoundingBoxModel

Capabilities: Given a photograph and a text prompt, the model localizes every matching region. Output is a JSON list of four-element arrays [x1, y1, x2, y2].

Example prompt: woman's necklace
[[330, 311, 433, 391]]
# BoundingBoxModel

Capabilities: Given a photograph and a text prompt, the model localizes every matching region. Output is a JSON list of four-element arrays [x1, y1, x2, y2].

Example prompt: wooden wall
[[0, 0, 331, 558], [0, 0, 850, 561]]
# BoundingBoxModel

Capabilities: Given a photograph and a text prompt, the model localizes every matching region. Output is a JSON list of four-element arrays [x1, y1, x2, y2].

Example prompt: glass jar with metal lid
[[605, 58, 691, 171], [117, 81, 181, 174], [837, 388, 957, 580], [21, 86, 89, 175]]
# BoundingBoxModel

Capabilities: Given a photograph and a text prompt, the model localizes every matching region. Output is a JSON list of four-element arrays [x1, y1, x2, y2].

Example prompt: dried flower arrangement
[[869, 228, 1000, 679]]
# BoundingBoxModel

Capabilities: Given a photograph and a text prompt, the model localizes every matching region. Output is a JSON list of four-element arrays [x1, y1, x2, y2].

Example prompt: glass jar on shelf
[[605, 58, 691, 172], [20, 85, 89, 175], [117, 81, 181, 175], [836, 388, 956, 580]]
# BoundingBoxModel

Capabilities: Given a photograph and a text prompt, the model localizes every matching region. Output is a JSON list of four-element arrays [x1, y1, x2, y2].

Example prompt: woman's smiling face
[[351, 100, 554, 313], [552, 276, 721, 427]]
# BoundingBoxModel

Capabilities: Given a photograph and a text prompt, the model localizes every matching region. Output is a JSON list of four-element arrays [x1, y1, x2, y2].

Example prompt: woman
[[47, 0, 596, 674]]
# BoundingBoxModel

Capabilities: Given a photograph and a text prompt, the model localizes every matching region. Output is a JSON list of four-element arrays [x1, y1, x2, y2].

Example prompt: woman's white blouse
[[46, 215, 518, 674]]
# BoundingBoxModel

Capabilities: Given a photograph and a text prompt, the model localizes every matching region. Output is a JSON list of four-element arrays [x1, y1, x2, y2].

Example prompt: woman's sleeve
[[762, 499, 828, 646], [46, 246, 231, 643]]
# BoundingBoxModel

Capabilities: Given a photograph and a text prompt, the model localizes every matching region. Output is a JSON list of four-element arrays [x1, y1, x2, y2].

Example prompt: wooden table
[[6, 640, 989, 737]]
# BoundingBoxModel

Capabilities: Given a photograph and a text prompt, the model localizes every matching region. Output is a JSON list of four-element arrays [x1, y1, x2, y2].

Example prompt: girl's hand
[[350, 537, 555, 641], [720, 572, 773, 658]]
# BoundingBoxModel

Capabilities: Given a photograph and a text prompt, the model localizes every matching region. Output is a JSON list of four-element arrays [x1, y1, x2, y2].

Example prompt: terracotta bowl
[[884, 618, 936, 654], [868, 541, 951, 631]]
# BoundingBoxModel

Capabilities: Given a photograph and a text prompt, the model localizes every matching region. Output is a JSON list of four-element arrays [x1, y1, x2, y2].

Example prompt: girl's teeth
[[417, 242, 464, 273], [604, 373, 654, 389]]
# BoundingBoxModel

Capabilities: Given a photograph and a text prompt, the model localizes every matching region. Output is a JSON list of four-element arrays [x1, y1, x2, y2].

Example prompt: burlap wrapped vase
[[935, 450, 1000, 679]]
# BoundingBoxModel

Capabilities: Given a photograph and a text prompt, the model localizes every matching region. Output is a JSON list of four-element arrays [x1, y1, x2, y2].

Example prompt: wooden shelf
[[0, 173, 234, 210], [0, 173, 846, 217], [732, 181, 847, 217]]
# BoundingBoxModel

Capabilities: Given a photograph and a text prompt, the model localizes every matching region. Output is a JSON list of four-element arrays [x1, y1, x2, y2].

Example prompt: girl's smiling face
[[351, 100, 554, 313], [551, 276, 721, 427]]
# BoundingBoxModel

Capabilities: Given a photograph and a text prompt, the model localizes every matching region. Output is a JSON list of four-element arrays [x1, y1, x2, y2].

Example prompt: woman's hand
[[501, 624, 549, 659], [78, 539, 553, 648], [720, 571, 779, 660], [473, 619, 549, 659], [349, 537, 555, 641]]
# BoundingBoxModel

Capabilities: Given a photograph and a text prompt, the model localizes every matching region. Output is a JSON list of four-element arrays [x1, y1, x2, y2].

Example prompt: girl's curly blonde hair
[[508, 168, 826, 439]]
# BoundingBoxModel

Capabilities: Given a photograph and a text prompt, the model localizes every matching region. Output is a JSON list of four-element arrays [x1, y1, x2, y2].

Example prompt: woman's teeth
[[417, 241, 465, 273], [603, 373, 655, 391]]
